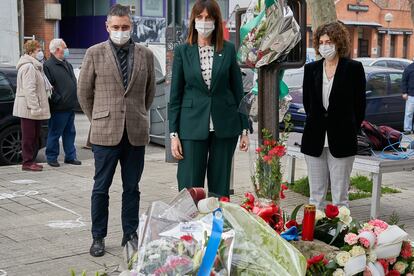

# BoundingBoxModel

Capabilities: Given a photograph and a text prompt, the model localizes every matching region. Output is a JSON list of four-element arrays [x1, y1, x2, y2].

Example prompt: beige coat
[[77, 41, 155, 146], [13, 54, 51, 120]]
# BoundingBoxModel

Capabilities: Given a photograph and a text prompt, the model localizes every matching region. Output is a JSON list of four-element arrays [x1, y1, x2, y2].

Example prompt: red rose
[[244, 192, 255, 204], [307, 254, 325, 266], [285, 219, 299, 229], [263, 140, 271, 146], [378, 259, 389, 273], [263, 155, 272, 163], [219, 196, 230, 202], [256, 147, 263, 153], [325, 204, 339, 219], [281, 183, 288, 191], [279, 190, 286, 199], [387, 270, 401, 276], [401, 241, 412, 259], [180, 235, 193, 242]]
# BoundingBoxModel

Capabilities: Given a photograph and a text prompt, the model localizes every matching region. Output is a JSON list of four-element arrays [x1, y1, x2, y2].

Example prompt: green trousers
[[177, 132, 238, 197]]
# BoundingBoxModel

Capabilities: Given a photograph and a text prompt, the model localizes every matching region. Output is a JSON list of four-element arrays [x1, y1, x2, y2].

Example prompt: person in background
[[78, 4, 155, 257], [301, 21, 366, 209], [43, 38, 81, 167], [13, 40, 51, 171], [402, 61, 414, 134], [168, 0, 249, 197]]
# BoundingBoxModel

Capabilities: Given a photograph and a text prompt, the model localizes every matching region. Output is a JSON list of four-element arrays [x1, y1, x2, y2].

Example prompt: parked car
[[281, 66, 407, 132], [0, 65, 48, 165], [354, 57, 412, 70]]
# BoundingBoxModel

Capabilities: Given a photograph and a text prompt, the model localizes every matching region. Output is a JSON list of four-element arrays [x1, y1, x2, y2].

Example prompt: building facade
[[307, 0, 414, 59]]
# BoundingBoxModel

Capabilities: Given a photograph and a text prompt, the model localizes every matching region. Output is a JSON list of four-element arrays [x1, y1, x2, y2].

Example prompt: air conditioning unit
[[45, 3, 61, 20]]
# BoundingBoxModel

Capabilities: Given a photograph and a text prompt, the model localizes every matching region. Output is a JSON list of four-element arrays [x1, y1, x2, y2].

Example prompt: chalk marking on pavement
[[0, 269, 7, 276], [41, 198, 86, 229], [0, 190, 39, 200], [10, 179, 39, 184]]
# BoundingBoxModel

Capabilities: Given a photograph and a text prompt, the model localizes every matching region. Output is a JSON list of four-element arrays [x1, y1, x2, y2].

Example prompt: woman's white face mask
[[195, 19, 215, 38], [319, 44, 336, 61]]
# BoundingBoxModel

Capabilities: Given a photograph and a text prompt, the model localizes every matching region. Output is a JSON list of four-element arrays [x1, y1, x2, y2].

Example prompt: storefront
[[306, 0, 414, 59], [59, 0, 229, 48]]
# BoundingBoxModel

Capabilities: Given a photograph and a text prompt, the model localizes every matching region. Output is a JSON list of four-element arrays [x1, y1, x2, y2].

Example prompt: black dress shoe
[[121, 232, 138, 249], [64, 159, 82, 165], [47, 160, 60, 167], [90, 238, 105, 257]]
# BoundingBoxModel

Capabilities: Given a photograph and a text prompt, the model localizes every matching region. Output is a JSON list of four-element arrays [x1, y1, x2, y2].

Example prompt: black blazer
[[300, 58, 366, 158]]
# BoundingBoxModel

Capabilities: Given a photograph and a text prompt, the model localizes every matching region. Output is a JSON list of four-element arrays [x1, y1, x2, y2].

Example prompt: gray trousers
[[304, 148, 355, 209]]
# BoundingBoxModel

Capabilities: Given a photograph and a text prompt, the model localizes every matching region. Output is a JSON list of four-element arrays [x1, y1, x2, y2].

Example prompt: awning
[[340, 20, 382, 27]]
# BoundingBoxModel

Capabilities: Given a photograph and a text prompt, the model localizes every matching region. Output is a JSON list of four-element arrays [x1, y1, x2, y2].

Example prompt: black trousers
[[91, 131, 145, 239]]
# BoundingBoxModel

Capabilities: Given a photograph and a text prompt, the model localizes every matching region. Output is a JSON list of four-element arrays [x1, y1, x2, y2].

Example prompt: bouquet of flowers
[[238, 0, 301, 68]]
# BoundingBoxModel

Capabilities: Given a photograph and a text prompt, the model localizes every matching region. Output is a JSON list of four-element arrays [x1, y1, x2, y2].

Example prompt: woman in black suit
[[301, 21, 366, 209]]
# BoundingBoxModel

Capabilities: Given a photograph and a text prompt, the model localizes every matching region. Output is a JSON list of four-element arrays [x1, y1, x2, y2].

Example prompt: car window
[[373, 61, 387, 67], [366, 73, 387, 97], [387, 61, 404, 70], [389, 73, 403, 95], [0, 73, 14, 102]]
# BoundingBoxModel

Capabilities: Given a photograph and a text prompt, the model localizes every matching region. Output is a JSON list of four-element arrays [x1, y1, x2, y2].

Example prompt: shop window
[[389, 73, 403, 96], [94, 0, 110, 16], [390, 35, 396, 57], [76, 0, 93, 16], [403, 34, 409, 59], [377, 34, 383, 57], [0, 74, 14, 102], [141, 0, 163, 17], [188, 0, 228, 19]]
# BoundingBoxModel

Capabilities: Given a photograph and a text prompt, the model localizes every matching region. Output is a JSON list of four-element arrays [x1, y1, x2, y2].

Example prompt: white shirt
[[199, 45, 215, 131], [323, 62, 335, 147]]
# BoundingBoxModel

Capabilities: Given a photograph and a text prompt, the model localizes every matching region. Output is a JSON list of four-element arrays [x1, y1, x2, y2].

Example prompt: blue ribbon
[[281, 226, 299, 241], [197, 208, 224, 276]]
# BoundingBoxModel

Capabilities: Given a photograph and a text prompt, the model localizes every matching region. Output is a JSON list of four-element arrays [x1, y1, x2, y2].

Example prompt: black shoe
[[121, 232, 138, 249], [90, 238, 105, 257], [64, 159, 82, 165], [47, 160, 60, 167]]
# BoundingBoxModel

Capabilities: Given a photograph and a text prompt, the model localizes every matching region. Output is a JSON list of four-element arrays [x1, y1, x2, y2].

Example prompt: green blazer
[[168, 41, 249, 140]]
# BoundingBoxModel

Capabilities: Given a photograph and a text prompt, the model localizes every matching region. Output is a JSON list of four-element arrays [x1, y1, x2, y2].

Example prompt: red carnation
[[244, 192, 255, 204], [307, 254, 325, 267], [401, 241, 412, 259], [387, 270, 401, 276], [263, 140, 272, 146], [325, 204, 339, 219], [378, 259, 389, 274], [256, 147, 263, 153], [281, 183, 288, 191], [219, 196, 230, 202], [285, 219, 299, 229], [263, 155, 272, 163], [279, 190, 286, 199]]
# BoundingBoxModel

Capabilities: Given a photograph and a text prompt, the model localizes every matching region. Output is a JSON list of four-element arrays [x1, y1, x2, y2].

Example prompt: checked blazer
[[77, 40, 155, 146]]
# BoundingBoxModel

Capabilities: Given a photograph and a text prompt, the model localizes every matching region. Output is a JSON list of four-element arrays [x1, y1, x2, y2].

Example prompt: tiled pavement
[[1, 126, 414, 275]]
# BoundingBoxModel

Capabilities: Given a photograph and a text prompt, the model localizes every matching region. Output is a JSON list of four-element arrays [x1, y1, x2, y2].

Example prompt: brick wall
[[24, 0, 59, 57]]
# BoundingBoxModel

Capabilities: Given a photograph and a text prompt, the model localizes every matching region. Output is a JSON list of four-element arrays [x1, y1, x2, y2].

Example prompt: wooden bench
[[286, 142, 414, 218]]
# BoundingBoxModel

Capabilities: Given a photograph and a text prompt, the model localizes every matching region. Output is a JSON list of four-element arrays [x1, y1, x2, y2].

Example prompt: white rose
[[335, 251, 351, 267], [338, 207, 352, 226], [315, 209, 326, 221], [349, 246, 366, 257], [394, 261, 408, 274], [332, 268, 345, 276], [368, 251, 377, 262]]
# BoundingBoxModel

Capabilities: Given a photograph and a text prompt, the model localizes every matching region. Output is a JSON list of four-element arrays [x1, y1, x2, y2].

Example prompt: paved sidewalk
[[1, 123, 414, 275]]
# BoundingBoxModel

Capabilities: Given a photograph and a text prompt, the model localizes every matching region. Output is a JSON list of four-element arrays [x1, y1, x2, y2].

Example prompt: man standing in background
[[44, 38, 81, 167]]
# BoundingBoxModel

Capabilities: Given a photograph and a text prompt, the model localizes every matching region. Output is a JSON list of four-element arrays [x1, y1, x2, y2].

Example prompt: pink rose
[[345, 233, 358, 245]]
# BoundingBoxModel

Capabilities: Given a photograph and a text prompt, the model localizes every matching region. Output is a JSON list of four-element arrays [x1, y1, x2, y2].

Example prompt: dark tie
[[119, 49, 128, 89]]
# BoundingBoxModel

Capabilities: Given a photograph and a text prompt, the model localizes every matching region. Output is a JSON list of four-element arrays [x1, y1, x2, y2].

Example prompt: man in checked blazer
[[77, 4, 155, 257]]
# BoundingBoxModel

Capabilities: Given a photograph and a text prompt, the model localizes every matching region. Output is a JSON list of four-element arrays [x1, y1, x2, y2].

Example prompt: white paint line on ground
[[10, 179, 39, 184], [0, 190, 39, 200], [41, 198, 85, 229]]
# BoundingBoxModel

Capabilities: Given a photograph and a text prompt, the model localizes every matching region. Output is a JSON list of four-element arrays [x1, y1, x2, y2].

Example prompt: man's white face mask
[[110, 30, 131, 45]]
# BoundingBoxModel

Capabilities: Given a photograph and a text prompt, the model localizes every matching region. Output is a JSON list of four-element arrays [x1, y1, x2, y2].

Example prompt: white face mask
[[35, 51, 44, 61], [319, 44, 336, 61], [195, 19, 215, 38], [110, 30, 131, 45]]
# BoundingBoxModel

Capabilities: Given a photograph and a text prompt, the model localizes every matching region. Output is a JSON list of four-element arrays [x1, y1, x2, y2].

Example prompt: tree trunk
[[307, 0, 338, 31]]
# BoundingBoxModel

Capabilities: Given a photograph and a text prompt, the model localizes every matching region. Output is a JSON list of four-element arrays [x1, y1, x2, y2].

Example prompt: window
[[373, 60, 387, 67], [387, 61, 404, 70], [76, 0, 93, 16], [94, 0, 110, 16], [142, 0, 163, 17], [390, 35, 396, 57], [366, 73, 387, 98], [0, 73, 14, 102], [389, 73, 403, 95], [403, 35, 410, 59], [377, 33, 383, 57]]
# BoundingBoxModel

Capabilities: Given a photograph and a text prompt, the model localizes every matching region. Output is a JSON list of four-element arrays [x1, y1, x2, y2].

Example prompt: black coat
[[402, 62, 414, 96], [300, 58, 366, 158], [43, 55, 78, 112]]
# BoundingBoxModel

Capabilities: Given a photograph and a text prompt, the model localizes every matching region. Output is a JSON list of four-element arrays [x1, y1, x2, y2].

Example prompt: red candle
[[187, 188, 206, 204], [302, 204, 316, 241]]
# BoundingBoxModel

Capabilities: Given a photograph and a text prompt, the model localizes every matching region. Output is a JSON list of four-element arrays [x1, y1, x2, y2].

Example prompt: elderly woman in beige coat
[[13, 40, 51, 171]]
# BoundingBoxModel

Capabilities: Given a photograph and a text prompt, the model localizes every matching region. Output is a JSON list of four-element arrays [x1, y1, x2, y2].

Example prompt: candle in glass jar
[[302, 204, 316, 241]]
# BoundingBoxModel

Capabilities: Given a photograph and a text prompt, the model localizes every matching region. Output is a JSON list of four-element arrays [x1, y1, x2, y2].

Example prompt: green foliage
[[290, 175, 400, 201]]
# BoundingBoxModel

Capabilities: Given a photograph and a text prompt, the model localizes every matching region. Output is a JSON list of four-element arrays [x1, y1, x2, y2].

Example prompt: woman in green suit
[[168, 0, 249, 197]]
